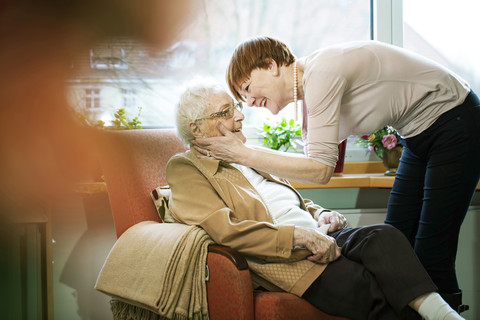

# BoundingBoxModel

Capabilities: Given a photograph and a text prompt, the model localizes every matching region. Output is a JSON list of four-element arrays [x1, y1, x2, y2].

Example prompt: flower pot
[[381, 146, 403, 176]]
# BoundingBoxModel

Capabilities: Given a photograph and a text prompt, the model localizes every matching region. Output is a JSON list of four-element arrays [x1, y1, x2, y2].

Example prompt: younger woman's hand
[[317, 210, 348, 233], [192, 122, 245, 162]]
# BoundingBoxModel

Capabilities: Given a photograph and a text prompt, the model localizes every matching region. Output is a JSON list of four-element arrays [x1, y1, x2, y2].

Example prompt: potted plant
[[77, 107, 143, 130], [261, 118, 302, 152], [261, 118, 347, 175], [110, 107, 143, 130], [355, 126, 403, 176]]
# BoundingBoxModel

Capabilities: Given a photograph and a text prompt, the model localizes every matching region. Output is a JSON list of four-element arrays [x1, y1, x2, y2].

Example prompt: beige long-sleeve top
[[299, 40, 470, 167]]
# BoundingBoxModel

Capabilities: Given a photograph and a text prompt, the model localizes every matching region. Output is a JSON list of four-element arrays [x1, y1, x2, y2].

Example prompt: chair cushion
[[254, 291, 348, 320], [151, 186, 176, 223]]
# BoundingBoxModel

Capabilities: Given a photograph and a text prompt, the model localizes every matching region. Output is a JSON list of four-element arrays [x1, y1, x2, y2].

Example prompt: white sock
[[417, 293, 464, 320]]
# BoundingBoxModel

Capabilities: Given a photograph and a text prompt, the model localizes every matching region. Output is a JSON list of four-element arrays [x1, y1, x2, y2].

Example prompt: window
[[403, 0, 480, 93], [85, 89, 101, 109], [171, 0, 371, 130], [121, 88, 137, 109], [90, 46, 128, 70], [68, 0, 371, 130]]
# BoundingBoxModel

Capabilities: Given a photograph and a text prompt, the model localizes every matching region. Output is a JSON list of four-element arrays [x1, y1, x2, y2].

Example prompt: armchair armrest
[[206, 244, 254, 320], [208, 244, 248, 270]]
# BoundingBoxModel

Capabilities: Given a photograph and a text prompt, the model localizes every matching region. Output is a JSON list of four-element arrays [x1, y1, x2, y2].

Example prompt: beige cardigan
[[166, 150, 328, 296]]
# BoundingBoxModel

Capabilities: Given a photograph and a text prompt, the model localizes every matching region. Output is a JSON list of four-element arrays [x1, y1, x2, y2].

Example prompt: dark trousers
[[385, 91, 480, 293], [302, 224, 437, 320]]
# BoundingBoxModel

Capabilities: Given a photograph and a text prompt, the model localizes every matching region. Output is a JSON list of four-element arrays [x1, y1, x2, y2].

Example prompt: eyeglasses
[[195, 102, 243, 121]]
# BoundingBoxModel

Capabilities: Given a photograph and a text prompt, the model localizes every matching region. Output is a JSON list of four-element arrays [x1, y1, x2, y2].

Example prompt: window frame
[[121, 88, 137, 109], [371, 0, 404, 46], [85, 88, 101, 109]]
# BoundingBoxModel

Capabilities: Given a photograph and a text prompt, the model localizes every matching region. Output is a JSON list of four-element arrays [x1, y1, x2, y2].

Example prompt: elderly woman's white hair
[[175, 79, 227, 146]]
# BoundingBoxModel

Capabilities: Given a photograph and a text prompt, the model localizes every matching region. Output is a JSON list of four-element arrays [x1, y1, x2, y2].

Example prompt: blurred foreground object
[[0, 0, 196, 219], [0, 1, 196, 315]]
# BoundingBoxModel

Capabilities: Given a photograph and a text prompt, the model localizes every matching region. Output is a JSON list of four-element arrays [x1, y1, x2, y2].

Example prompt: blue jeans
[[385, 91, 480, 293]]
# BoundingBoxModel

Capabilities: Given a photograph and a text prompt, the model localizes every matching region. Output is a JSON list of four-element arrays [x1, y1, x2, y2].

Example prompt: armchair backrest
[[97, 129, 186, 238]]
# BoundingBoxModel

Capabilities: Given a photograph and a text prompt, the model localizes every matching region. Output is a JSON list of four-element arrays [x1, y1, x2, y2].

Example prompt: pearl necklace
[[293, 61, 298, 121]]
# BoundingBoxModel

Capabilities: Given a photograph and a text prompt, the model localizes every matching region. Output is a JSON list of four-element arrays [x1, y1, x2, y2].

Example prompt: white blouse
[[231, 163, 330, 234]]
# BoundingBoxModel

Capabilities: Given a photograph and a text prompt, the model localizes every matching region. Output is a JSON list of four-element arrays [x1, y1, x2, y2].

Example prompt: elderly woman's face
[[196, 91, 246, 143]]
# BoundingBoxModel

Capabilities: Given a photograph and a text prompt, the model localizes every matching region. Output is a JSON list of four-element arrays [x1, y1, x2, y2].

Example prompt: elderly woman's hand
[[293, 226, 341, 264], [192, 122, 246, 162], [317, 210, 348, 233]]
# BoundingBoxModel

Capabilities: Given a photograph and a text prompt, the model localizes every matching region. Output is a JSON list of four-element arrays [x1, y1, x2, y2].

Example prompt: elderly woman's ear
[[189, 121, 204, 139]]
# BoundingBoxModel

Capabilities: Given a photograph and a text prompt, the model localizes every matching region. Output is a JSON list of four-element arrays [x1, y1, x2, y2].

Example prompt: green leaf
[[261, 118, 301, 152]]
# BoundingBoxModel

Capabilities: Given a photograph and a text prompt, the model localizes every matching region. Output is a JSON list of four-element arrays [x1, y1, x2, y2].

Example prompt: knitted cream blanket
[[95, 221, 213, 320]]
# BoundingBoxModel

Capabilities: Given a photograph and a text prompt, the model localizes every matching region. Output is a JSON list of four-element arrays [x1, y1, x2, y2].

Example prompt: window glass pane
[[85, 89, 100, 109], [68, 0, 370, 130], [121, 88, 136, 108], [403, 0, 480, 93]]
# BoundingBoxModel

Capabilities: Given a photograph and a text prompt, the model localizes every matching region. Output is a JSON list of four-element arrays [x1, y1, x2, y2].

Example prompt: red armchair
[[97, 128, 347, 320]]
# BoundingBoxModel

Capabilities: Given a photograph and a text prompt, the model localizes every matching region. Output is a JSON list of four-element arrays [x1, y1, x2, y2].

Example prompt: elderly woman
[[166, 81, 463, 320]]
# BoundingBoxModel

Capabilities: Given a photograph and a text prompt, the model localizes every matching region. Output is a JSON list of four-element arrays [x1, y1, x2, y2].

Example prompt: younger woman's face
[[237, 60, 290, 115], [196, 91, 246, 143]]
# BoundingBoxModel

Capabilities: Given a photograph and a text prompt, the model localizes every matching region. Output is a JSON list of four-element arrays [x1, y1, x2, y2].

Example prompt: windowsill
[[290, 161, 480, 190], [74, 182, 108, 194], [74, 161, 389, 194], [290, 172, 396, 189], [74, 161, 480, 193], [290, 161, 395, 189]]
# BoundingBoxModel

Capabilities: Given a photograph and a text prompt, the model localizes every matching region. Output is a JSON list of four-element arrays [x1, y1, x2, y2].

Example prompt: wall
[[52, 193, 116, 320]]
